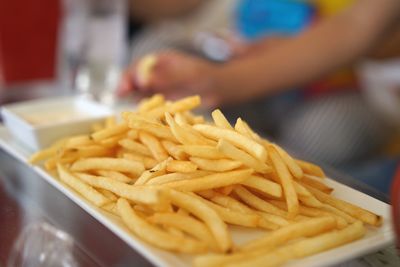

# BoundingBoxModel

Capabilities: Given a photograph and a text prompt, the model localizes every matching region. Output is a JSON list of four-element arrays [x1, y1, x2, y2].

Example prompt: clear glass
[[7, 222, 78, 267], [60, 0, 127, 106]]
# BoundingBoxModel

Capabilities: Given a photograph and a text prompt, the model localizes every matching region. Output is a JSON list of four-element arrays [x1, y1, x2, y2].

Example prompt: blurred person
[[119, 0, 400, 173]]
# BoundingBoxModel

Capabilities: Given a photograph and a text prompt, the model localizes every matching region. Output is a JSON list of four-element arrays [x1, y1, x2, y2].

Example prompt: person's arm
[[213, 0, 400, 104]]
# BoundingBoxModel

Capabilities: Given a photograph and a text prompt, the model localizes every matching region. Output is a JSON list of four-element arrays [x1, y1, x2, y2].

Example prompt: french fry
[[165, 189, 232, 252], [306, 186, 382, 226], [240, 216, 336, 251], [222, 222, 365, 267], [301, 174, 334, 193], [127, 117, 177, 142], [135, 158, 170, 185], [91, 123, 129, 141], [205, 192, 279, 230], [217, 139, 272, 173], [57, 164, 110, 207], [117, 198, 207, 253], [164, 169, 253, 192], [161, 140, 187, 160], [240, 175, 282, 198], [166, 160, 198, 173], [96, 170, 134, 183], [193, 124, 267, 162], [29, 138, 68, 163], [122, 153, 158, 169], [71, 158, 145, 176], [137, 94, 165, 113], [233, 186, 287, 217], [270, 200, 348, 229], [268, 146, 299, 218], [148, 213, 219, 251], [146, 173, 189, 185], [118, 138, 152, 157], [196, 196, 261, 228], [174, 112, 190, 126], [165, 113, 214, 146], [64, 135, 94, 149], [138, 131, 168, 161], [181, 145, 225, 160], [273, 144, 303, 179], [76, 173, 166, 206], [211, 109, 233, 129], [295, 159, 326, 178], [190, 157, 242, 172]]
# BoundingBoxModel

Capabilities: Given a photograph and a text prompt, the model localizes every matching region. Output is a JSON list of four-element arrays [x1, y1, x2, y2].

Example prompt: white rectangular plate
[[0, 125, 394, 267]]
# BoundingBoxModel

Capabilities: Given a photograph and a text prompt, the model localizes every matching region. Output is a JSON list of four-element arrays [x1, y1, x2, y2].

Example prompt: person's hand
[[118, 51, 222, 107]]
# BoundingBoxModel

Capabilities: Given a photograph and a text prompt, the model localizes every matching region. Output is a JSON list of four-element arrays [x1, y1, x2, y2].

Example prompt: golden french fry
[[122, 153, 158, 169], [71, 157, 144, 176], [135, 158, 170, 185], [195, 195, 261, 228], [306, 186, 382, 226], [76, 173, 166, 206], [166, 160, 198, 173], [96, 170, 134, 183], [164, 169, 253, 192], [148, 213, 219, 251], [190, 157, 242, 172], [301, 174, 334, 193], [138, 131, 168, 161], [295, 159, 326, 178], [57, 164, 110, 207], [217, 185, 235, 195], [137, 94, 165, 113], [217, 139, 272, 173], [128, 118, 177, 142], [240, 216, 336, 251], [99, 134, 126, 148], [270, 200, 348, 229], [117, 198, 207, 253], [233, 186, 287, 217], [137, 55, 157, 86], [240, 175, 282, 198], [193, 124, 267, 162], [181, 145, 225, 160], [98, 188, 118, 201], [174, 112, 189, 126], [64, 135, 94, 149], [268, 146, 299, 218], [204, 192, 279, 230], [72, 145, 113, 158], [165, 189, 232, 252], [146, 173, 188, 185], [161, 140, 187, 160], [102, 202, 119, 216], [211, 109, 233, 129], [127, 129, 139, 139], [165, 113, 214, 146], [118, 138, 152, 157], [91, 123, 129, 141], [105, 116, 117, 128], [29, 138, 68, 163], [222, 221, 365, 267], [273, 144, 303, 179]]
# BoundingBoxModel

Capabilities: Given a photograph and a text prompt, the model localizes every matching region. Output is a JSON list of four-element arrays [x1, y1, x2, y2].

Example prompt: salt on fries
[[30, 94, 382, 266]]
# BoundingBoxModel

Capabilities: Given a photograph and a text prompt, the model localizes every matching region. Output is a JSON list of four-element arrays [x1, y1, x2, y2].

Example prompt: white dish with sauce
[[1, 97, 113, 151]]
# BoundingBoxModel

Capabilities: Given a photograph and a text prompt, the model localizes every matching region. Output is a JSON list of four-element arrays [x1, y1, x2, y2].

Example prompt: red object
[[0, 0, 61, 85], [391, 164, 400, 249]]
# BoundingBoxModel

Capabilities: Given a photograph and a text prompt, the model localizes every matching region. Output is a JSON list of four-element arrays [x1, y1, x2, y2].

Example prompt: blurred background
[[0, 0, 399, 196]]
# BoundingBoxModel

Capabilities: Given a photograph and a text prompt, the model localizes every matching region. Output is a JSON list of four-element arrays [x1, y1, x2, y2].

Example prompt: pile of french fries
[[30, 94, 382, 267]]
